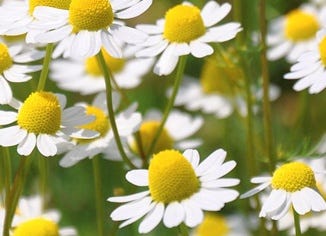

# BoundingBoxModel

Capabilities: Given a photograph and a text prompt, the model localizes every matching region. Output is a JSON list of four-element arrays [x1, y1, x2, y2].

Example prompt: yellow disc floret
[[271, 162, 316, 192], [17, 92, 61, 134], [131, 121, 173, 155], [284, 10, 319, 42], [194, 214, 230, 236], [148, 150, 199, 203], [85, 49, 125, 76], [319, 36, 326, 67], [69, 0, 114, 32], [79, 105, 109, 137], [29, 0, 71, 14], [13, 218, 59, 236], [0, 43, 13, 74], [163, 5, 206, 43]]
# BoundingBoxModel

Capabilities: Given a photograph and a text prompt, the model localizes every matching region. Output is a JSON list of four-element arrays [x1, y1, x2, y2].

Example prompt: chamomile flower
[[267, 4, 326, 62], [58, 92, 142, 167], [0, 41, 44, 104], [135, 1, 242, 75], [240, 161, 326, 220], [108, 148, 239, 233], [30, 0, 152, 59], [0, 92, 98, 157], [129, 110, 203, 156], [284, 29, 326, 94], [50, 48, 153, 95], [13, 195, 77, 236]]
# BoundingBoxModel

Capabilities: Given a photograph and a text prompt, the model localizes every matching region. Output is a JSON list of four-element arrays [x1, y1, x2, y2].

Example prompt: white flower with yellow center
[[284, 29, 326, 94], [135, 1, 242, 75], [130, 110, 203, 156], [13, 195, 77, 236], [50, 48, 153, 94], [29, 0, 152, 59], [267, 4, 326, 62], [108, 148, 239, 233], [59, 92, 141, 167], [0, 92, 98, 157], [240, 162, 326, 220], [0, 0, 72, 42], [0, 41, 44, 104]]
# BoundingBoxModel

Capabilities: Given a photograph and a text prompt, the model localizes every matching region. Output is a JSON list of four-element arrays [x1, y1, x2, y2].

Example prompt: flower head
[[108, 148, 239, 233]]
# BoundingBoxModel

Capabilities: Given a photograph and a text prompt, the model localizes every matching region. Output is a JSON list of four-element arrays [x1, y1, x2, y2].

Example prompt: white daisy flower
[[284, 29, 326, 94], [0, 92, 99, 157], [267, 3, 326, 62], [50, 48, 153, 94], [135, 1, 242, 75], [240, 161, 326, 220], [13, 195, 77, 236], [108, 148, 239, 233], [0, 41, 44, 104], [29, 0, 152, 59], [59, 92, 142, 167]]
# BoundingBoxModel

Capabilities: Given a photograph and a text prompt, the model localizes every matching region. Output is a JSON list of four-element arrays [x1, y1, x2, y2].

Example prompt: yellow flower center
[[69, 0, 114, 32], [85, 49, 125, 76], [29, 0, 71, 15], [17, 92, 61, 134], [13, 218, 59, 236], [0, 43, 13, 74], [194, 214, 230, 236], [163, 5, 206, 43], [284, 10, 319, 42], [148, 150, 199, 203], [271, 162, 316, 192], [319, 36, 326, 67], [131, 121, 173, 155]]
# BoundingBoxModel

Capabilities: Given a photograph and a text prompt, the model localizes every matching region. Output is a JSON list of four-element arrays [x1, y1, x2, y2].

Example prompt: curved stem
[[37, 152, 48, 210], [146, 56, 187, 158], [96, 51, 136, 169], [1, 147, 11, 206], [293, 210, 302, 236], [92, 156, 104, 236], [178, 223, 189, 236], [37, 43, 54, 91]]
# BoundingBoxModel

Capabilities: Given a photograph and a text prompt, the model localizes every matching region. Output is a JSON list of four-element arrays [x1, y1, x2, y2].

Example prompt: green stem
[[92, 156, 104, 236], [146, 56, 187, 158], [107, 69, 131, 108], [178, 224, 189, 236], [259, 0, 276, 172], [134, 131, 148, 168], [37, 43, 54, 91], [96, 52, 136, 169], [3, 156, 31, 236], [1, 147, 11, 206], [37, 152, 48, 210], [293, 210, 302, 236]]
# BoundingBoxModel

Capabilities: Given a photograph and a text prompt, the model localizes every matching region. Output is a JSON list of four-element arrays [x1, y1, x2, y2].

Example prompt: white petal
[[108, 190, 150, 203], [201, 2, 231, 27], [267, 41, 292, 61], [138, 202, 164, 234], [190, 41, 213, 58], [126, 170, 149, 186], [174, 43, 190, 56], [163, 202, 185, 228], [292, 190, 311, 215], [62, 106, 94, 127], [0, 126, 27, 146], [240, 182, 270, 199], [119, 202, 156, 228], [304, 188, 326, 212], [136, 39, 168, 57], [101, 30, 122, 58], [112, 25, 148, 44], [115, 0, 152, 19], [270, 195, 292, 220], [136, 24, 163, 34], [200, 160, 237, 182], [195, 149, 226, 176], [0, 77, 13, 104], [201, 178, 240, 188], [13, 50, 45, 63], [153, 45, 179, 76], [35, 25, 72, 43], [17, 133, 36, 156], [182, 199, 203, 227], [183, 149, 200, 169], [36, 134, 57, 157], [0, 111, 17, 125], [251, 176, 272, 184], [260, 189, 287, 216]]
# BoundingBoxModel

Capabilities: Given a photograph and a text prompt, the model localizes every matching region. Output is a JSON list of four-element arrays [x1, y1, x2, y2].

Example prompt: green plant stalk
[[1, 147, 11, 206], [146, 56, 187, 158], [3, 156, 31, 236], [96, 51, 136, 169], [37, 43, 54, 91], [92, 156, 105, 236], [134, 131, 148, 168], [293, 210, 302, 236], [37, 152, 48, 210], [178, 223, 189, 236]]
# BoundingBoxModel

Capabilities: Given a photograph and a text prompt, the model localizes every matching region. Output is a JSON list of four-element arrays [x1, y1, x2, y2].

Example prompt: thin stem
[[178, 224, 189, 236], [259, 0, 276, 172], [293, 210, 302, 236], [92, 156, 104, 236], [146, 56, 187, 158], [134, 131, 148, 168], [37, 152, 49, 210], [37, 43, 54, 91], [96, 51, 136, 169], [3, 156, 31, 236], [107, 69, 131, 107], [1, 147, 11, 206]]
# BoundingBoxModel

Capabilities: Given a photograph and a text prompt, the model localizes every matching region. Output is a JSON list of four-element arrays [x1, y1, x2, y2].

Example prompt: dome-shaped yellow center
[[284, 10, 319, 42], [13, 218, 59, 236], [17, 92, 61, 134], [132, 121, 173, 155], [319, 36, 326, 67], [79, 105, 109, 137], [194, 214, 230, 236], [29, 0, 71, 15], [271, 162, 316, 192], [85, 49, 125, 76], [163, 5, 206, 43], [69, 0, 114, 32], [148, 150, 199, 203], [0, 43, 13, 74]]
